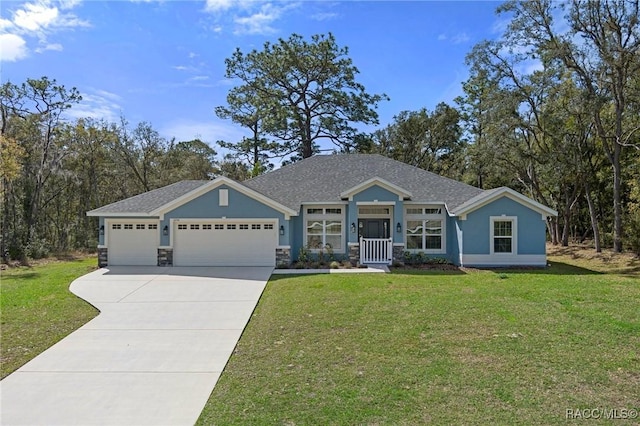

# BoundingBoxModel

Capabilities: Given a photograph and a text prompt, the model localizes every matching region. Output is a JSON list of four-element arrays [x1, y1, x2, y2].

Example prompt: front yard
[[1, 248, 637, 424], [198, 251, 639, 425]]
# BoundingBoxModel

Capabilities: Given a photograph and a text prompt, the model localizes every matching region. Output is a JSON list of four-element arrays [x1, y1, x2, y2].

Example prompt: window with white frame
[[305, 206, 344, 251], [491, 217, 517, 254], [405, 206, 445, 252]]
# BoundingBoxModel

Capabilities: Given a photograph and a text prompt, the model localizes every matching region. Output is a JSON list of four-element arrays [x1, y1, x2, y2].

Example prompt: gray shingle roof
[[243, 154, 484, 211], [87, 180, 209, 215], [89, 154, 487, 215]]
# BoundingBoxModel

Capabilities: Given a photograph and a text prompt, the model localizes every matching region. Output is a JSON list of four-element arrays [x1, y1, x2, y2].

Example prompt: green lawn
[[0, 258, 98, 378], [198, 261, 639, 425]]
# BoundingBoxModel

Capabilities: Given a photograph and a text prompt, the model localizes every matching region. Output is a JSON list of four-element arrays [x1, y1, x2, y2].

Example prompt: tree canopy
[[216, 33, 388, 162]]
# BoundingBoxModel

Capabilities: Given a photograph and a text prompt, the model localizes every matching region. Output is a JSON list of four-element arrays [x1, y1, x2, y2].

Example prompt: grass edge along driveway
[[1, 258, 98, 379], [198, 259, 639, 425]]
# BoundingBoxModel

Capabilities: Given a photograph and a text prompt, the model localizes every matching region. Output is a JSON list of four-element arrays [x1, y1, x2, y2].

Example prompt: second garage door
[[173, 220, 277, 267]]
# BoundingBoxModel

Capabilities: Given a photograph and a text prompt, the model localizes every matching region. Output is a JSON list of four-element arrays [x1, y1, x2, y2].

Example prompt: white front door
[[173, 220, 277, 267], [108, 221, 159, 265]]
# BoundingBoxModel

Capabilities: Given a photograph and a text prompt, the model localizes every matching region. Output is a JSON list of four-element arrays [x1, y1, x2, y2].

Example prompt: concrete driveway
[[0, 266, 272, 426]]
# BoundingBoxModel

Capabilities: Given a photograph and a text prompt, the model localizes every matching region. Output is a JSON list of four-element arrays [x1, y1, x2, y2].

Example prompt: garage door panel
[[173, 221, 276, 267], [108, 223, 158, 266]]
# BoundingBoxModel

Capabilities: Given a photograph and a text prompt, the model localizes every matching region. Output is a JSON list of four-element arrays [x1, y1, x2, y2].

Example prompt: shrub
[[329, 261, 340, 269]]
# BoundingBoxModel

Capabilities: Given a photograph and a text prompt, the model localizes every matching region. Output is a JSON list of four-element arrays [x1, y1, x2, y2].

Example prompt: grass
[[0, 258, 98, 378], [198, 249, 639, 425]]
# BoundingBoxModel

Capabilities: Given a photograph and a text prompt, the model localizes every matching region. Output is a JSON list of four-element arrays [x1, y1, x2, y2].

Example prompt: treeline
[[0, 77, 249, 260], [2, 0, 639, 261]]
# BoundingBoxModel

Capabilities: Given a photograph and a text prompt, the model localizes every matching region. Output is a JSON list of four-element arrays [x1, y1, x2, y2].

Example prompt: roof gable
[[152, 176, 297, 219], [339, 177, 412, 201], [452, 187, 558, 219]]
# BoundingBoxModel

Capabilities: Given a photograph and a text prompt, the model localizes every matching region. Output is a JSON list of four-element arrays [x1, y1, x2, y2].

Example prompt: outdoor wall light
[[163, 225, 169, 236], [350, 222, 356, 233], [279, 225, 285, 235], [396, 222, 402, 233], [99, 225, 104, 235]]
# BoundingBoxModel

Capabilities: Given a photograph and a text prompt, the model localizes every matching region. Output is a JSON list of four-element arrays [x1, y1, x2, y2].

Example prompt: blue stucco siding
[[351, 185, 401, 203], [446, 215, 460, 263], [160, 185, 288, 246], [459, 196, 547, 255]]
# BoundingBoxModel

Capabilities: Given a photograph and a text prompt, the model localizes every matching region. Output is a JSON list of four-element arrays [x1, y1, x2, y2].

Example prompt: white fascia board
[[355, 201, 396, 206], [302, 201, 349, 205], [86, 211, 153, 217], [150, 176, 298, 220], [340, 177, 412, 201], [454, 187, 557, 218]]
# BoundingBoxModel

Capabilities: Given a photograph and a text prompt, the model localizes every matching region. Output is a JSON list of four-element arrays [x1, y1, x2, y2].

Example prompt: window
[[148, 224, 158, 230], [190, 224, 199, 230], [214, 224, 224, 230], [264, 224, 274, 230], [203, 224, 212, 230], [306, 220, 342, 250], [136, 224, 145, 230], [239, 224, 249, 230], [112, 224, 121, 230], [491, 217, 516, 254], [305, 206, 344, 251], [358, 207, 389, 215], [252, 224, 261, 230], [405, 206, 445, 252], [178, 224, 187, 230], [307, 207, 342, 215], [406, 220, 443, 251], [124, 224, 133, 230], [227, 224, 236, 230]]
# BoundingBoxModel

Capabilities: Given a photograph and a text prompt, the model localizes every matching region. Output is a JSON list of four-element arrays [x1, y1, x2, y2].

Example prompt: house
[[87, 154, 557, 268]]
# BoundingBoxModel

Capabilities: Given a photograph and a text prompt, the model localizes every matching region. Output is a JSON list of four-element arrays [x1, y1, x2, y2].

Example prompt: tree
[[0, 77, 81, 259], [499, 0, 640, 251], [370, 103, 465, 178], [219, 33, 388, 160]]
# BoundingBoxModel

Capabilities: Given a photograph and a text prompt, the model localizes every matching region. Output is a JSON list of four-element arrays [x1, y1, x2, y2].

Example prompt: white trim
[[355, 201, 395, 206], [301, 201, 348, 205], [97, 245, 107, 249], [276, 245, 291, 249], [87, 211, 152, 217], [393, 243, 405, 247], [340, 177, 412, 201], [460, 254, 547, 267], [454, 187, 557, 218], [150, 176, 297, 220], [158, 246, 172, 249], [490, 216, 517, 255]]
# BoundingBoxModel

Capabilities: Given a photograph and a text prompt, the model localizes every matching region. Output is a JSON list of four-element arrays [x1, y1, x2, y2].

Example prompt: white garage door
[[108, 221, 159, 266], [173, 220, 277, 267]]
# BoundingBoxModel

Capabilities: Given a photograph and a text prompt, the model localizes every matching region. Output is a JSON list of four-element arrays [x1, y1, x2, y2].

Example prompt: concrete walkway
[[0, 266, 272, 426]]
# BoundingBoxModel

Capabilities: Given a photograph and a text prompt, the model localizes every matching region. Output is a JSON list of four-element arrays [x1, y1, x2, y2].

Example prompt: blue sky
[[1, 0, 505, 153]]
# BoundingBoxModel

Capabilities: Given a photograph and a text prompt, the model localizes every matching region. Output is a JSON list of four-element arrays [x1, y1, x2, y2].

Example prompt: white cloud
[[65, 89, 123, 123], [203, 1, 300, 36], [35, 42, 63, 52], [205, 0, 235, 13], [160, 118, 247, 146], [438, 31, 470, 44], [0, 0, 89, 62], [13, 2, 59, 31], [311, 12, 338, 21], [0, 33, 28, 61]]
